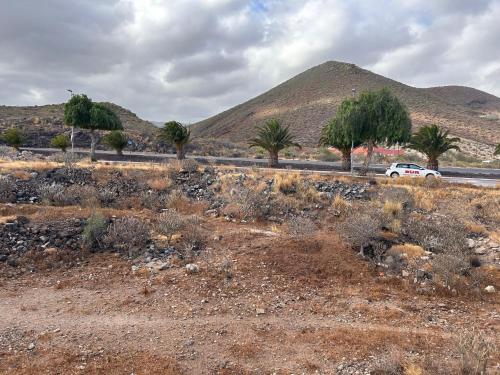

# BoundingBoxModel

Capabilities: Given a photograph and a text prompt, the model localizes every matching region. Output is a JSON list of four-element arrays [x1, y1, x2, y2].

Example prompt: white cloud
[[0, 0, 499, 122]]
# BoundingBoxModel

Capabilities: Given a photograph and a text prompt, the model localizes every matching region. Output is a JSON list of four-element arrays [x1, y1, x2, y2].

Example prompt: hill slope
[[0, 103, 158, 151], [192, 61, 500, 148]]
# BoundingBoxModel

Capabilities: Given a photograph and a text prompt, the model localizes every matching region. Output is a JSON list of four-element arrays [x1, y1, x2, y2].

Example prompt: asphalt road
[[20, 147, 500, 187]]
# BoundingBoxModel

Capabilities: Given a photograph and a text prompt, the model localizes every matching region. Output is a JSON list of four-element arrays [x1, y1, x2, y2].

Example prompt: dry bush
[[10, 170, 32, 180], [405, 217, 468, 255], [165, 189, 190, 211], [147, 177, 172, 192], [457, 329, 496, 375], [273, 173, 300, 194], [64, 185, 99, 207], [380, 187, 415, 210], [180, 223, 207, 258], [140, 190, 166, 210], [464, 222, 487, 236], [104, 217, 150, 258], [155, 209, 184, 245], [288, 216, 317, 237], [236, 188, 269, 221], [0, 175, 15, 203], [332, 194, 351, 213], [340, 209, 383, 252], [432, 253, 469, 287], [165, 159, 199, 179], [82, 212, 108, 249], [98, 187, 117, 206], [471, 193, 500, 224], [38, 183, 66, 205], [383, 200, 403, 218]]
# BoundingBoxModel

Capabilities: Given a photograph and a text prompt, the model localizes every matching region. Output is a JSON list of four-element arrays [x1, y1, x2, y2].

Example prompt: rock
[[256, 308, 266, 315], [185, 263, 199, 273], [27, 342, 35, 350], [467, 238, 475, 248], [475, 247, 487, 255], [402, 270, 410, 277], [485, 285, 495, 293]]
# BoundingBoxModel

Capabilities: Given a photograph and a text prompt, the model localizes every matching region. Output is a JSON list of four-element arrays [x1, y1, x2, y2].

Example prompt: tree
[[408, 124, 460, 170], [50, 134, 70, 152], [64, 94, 123, 161], [158, 121, 191, 160], [1, 128, 23, 150], [103, 131, 128, 155], [320, 98, 363, 170], [495, 144, 500, 156], [355, 88, 412, 174], [249, 119, 301, 167]]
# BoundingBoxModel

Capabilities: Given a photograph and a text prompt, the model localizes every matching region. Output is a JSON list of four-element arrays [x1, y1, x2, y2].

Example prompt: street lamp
[[66, 89, 74, 154], [350, 88, 356, 176]]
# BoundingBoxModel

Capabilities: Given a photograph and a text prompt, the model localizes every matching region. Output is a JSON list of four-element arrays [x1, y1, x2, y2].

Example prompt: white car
[[385, 163, 441, 179]]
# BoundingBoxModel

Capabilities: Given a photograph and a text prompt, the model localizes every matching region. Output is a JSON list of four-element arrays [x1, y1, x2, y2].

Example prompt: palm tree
[[408, 124, 460, 170], [158, 121, 191, 160], [249, 119, 301, 167]]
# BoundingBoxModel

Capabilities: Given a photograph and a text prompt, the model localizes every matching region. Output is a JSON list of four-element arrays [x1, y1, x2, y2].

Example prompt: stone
[[467, 238, 475, 248], [402, 270, 410, 277], [185, 263, 199, 273], [256, 308, 266, 315], [485, 285, 495, 293], [475, 247, 487, 255], [27, 343, 35, 350]]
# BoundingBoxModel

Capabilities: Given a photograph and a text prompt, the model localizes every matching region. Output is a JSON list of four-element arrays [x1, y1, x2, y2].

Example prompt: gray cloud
[[0, 0, 499, 122]]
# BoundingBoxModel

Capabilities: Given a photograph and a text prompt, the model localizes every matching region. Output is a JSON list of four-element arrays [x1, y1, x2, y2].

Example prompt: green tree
[[495, 144, 500, 156], [103, 131, 128, 155], [355, 88, 412, 174], [50, 134, 70, 152], [158, 121, 191, 160], [320, 98, 363, 171], [1, 128, 23, 150], [249, 119, 301, 167], [408, 124, 460, 170], [64, 94, 123, 161]]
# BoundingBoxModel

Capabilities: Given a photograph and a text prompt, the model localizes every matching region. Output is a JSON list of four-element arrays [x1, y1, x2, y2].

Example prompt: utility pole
[[66, 89, 74, 154], [351, 88, 356, 176]]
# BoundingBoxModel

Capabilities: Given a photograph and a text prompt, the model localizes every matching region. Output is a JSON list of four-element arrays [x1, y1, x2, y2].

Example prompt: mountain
[[191, 61, 500, 148], [0, 103, 158, 151]]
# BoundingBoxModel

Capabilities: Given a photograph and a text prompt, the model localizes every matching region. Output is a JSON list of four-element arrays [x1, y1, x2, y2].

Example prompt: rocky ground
[[0, 157, 499, 374]]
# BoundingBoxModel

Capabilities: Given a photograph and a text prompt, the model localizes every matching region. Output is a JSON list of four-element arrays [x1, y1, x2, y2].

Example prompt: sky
[[1, 0, 499, 122]]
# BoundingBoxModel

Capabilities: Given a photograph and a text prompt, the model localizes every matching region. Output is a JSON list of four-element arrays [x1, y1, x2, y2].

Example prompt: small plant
[[457, 328, 496, 375], [155, 209, 184, 245], [38, 183, 66, 205], [50, 134, 70, 152], [104, 217, 150, 257], [273, 173, 300, 194], [316, 147, 341, 162], [103, 131, 128, 155], [340, 210, 383, 254], [82, 212, 108, 249], [237, 188, 269, 221], [147, 177, 172, 192], [180, 223, 207, 257], [332, 194, 351, 214], [1, 128, 23, 150]]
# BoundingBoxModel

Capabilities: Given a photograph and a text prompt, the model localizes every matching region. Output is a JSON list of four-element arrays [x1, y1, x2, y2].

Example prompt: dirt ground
[[1, 217, 499, 374]]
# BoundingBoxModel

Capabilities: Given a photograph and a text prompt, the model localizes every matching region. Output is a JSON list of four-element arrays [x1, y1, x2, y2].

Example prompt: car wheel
[[390, 172, 399, 178], [426, 174, 435, 179]]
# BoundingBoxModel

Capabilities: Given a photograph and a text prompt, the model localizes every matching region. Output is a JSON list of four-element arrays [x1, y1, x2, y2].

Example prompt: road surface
[[20, 147, 500, 187]]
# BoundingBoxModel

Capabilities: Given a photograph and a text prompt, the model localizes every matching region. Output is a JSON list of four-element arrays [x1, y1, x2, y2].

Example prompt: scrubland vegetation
[[0, 152, 498, 374]]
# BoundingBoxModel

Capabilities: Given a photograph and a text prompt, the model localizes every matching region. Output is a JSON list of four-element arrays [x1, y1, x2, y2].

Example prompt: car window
[[396, 164, 406, 168], [409, 164, 423, 170]]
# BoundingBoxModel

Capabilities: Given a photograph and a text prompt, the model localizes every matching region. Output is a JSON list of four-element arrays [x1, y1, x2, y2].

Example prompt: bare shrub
[[180, 223, 207, 258], [340, 210, 383, 252], [140, 190, 166, 210], [165, 189, 190, 210], [147, 177, 172, 192], [104, 217, 150, 258], [332, 194, 351, 214], [98, 187, 117, 206], [457, 328, 496, 375], [155, 209, 184, 245], [405, 217, 468, 255], [82, 212, 108, 249], [288, 216, 317, 238], [165, 159, 199, 179], [371, 347, 404, 375], [432, 252, 469, 287], [273, 173, 300, 194], [236, 188, 269, 221], [38, 183, 66, 205], [0, 175, 15, 203], [64, 185, 99, 207]]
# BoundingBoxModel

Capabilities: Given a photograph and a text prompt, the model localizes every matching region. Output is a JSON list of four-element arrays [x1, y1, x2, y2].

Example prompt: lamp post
[[350, 88, 356, 176], [66, 89, 74, 154]]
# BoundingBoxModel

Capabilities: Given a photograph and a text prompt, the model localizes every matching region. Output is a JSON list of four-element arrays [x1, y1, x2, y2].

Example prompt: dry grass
[[388, 244, 426, 260], [464, 222, 488, 235], [147, 177, 172, 192], [273, 172, 301, 194], [383, 200, 403, 218]]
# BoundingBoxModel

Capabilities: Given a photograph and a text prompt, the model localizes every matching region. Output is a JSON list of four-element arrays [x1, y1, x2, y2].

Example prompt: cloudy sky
[[1, 0, 499, 122]]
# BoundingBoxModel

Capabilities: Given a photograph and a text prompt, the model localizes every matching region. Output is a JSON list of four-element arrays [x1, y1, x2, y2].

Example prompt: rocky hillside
[[192, 61, 500, 149], [0, 103, 158, 151]]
